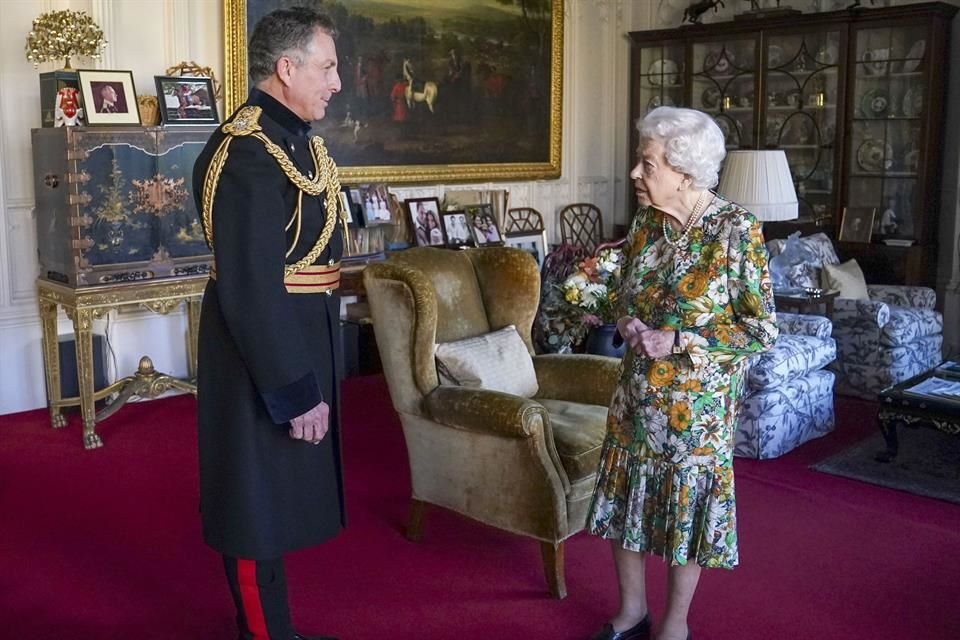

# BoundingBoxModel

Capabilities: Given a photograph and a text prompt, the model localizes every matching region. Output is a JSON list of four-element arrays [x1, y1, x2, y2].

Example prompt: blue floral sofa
[[735, 312, 837, 459], [767, 233, 943, 399]]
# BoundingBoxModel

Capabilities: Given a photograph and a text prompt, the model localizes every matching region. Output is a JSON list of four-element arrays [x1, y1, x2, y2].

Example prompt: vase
[[584, 323, 626, 358]]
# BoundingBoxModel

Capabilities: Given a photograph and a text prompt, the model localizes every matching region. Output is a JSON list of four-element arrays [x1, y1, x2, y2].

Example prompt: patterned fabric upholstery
[[767, 233, 944, 400], [736, 312, 836, 459]]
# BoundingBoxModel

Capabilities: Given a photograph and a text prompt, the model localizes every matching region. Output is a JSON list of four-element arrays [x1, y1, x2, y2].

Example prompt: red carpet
[[1, 376, 959, 639]]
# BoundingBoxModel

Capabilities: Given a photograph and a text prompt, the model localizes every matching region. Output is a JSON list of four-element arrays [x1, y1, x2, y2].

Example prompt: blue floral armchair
[[736, 312, 837, 459], [767, 233, 943, 399]]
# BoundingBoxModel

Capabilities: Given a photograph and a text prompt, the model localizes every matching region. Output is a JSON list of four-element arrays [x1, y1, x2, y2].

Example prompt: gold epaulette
[[200, 105, 349, 280]]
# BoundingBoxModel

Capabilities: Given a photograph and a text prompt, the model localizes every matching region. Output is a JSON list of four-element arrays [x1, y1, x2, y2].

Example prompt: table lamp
[[717, 150, 798, 223]]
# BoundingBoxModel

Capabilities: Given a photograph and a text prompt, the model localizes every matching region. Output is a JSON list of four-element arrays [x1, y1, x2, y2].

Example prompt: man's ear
[[275, 56, 294, 87]]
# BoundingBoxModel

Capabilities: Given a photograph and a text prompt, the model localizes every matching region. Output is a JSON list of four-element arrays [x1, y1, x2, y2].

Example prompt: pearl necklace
[[662, 190, 709, 249]]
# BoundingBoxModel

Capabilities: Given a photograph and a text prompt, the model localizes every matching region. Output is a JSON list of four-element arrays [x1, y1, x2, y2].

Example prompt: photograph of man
[[411, 200, 444, 246], [442, 211, 471, 247], [190, 7, 346, 640], [92, 82, 126, 113]]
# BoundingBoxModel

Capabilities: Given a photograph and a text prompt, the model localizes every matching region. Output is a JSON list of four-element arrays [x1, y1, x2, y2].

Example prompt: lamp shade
[[717, 150, 798, 222]]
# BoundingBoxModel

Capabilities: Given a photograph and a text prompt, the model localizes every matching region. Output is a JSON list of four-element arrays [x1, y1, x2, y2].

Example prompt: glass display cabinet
[[628, 2, 957, 287]]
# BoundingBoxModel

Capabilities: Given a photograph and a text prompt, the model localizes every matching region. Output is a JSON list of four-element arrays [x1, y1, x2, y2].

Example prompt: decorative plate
[[648, 59, 680, 86], [902, 89, 922, 117], [714, 116, 740, 142], [701, 87, 721, 109], [703, 50, 734, 74], [815, 43, 839, 66], [856, 139, 893, 172], [902, 39, 926, 73], [768, 45, 784, 68], [647, 94, 676, 110], [862, 48, 890, 76], [766, 114, 786, 144], [860, 88, 889, 117]]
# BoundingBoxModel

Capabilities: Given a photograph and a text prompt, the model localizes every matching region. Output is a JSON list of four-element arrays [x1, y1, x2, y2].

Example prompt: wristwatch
[[671, 329, 684, 355]]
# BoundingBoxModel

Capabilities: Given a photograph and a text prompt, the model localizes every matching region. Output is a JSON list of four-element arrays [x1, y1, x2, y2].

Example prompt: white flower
[[580, 283, 608, 309]]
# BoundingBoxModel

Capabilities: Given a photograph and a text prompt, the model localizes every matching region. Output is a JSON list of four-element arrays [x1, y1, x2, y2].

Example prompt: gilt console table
[[37, 274, 205, 449]]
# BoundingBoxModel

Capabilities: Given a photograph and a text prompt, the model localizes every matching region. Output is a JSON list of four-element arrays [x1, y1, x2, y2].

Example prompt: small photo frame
[[405, 197, 445, 247], [154, 75, 219, 125], [466, 203, 503, 246], [838, 206, 876, 243], [78, 70, 140, 125], [442, 211, 473, 248], [338, 186, 355, 226], [505, 230, 548, 269], [357, 184, 393, 226]]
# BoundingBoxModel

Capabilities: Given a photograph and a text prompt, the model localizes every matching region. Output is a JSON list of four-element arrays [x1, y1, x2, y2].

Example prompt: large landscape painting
[[226, 0, 562, 183]]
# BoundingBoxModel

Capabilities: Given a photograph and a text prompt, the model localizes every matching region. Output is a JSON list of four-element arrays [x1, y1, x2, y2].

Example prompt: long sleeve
[[681, 211, 778, 368], [205, 137, 322, 424]]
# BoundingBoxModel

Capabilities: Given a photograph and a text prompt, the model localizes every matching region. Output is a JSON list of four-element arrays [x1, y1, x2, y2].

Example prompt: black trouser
[[223, 555, 294, 640]]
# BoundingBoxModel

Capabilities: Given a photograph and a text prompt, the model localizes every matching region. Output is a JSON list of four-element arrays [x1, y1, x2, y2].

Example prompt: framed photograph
[[338, 186, 356, 227], [466, 203, 503, 247], [405, 197, 445, 247], [442, 211, 473, 249], [505, 230, 548, 269], [154, 75, 219, 125], [838, 207, 876, 243], [77, 70, 140, 125], [356, 184, 393, 226], [223, 0, 563, 183]]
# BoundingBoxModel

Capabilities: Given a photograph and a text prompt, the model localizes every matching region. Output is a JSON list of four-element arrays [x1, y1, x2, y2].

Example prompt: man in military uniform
[[192, 7, 347, 640]]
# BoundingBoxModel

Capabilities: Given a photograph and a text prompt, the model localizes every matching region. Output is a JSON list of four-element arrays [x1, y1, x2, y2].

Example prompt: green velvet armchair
[[363, 246, 619, 598]]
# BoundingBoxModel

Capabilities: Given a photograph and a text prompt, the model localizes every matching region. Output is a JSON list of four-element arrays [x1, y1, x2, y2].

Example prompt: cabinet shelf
[[848, 172, 918, 178]]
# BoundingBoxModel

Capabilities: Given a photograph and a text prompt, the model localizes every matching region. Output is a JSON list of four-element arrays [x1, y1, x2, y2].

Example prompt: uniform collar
[[248, 88, 311, 137]]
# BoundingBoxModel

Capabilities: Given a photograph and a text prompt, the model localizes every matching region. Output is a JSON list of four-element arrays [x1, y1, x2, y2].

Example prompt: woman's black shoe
[[589, 615, 651, 640]]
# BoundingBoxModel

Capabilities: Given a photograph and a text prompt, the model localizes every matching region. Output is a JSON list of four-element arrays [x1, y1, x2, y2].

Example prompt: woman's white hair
[[637, 107, 726, 189]]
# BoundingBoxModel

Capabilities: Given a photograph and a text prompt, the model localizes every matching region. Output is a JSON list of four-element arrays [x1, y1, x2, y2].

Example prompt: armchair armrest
[[424, 385, 548, 439], [867, 285, 937, 309], [775, 312, 832, 339], [532, 353, 620, 406], [424, 385, 571, 494], [833, 298, 890, 329]]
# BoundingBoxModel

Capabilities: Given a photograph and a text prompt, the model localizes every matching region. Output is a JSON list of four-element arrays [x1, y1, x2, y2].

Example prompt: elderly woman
[[587, 106, 778, 640]]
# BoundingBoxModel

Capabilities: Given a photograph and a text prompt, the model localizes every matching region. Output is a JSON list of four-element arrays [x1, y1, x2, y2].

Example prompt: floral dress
[[587, 195, 778, 569]]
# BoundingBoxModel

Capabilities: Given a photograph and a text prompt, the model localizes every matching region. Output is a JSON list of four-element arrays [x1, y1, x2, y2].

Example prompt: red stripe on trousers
[[237, 559, 270, 640]]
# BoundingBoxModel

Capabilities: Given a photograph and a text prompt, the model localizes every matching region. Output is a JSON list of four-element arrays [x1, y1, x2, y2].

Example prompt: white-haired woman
[[587, 107, 778, 640]]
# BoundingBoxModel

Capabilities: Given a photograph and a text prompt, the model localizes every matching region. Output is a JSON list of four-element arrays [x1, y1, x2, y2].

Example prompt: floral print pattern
[[588, 197, 778, 569]]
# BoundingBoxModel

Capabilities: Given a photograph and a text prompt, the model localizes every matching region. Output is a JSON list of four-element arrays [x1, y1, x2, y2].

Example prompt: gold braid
[[201, 106, 349, 277]]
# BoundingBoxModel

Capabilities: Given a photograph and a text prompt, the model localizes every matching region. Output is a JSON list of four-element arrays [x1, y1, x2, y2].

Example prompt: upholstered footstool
[[735, 313, 837, 459]]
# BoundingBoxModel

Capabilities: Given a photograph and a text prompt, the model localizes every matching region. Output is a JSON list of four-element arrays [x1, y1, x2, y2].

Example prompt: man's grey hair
[[248, 7, 338, 84]]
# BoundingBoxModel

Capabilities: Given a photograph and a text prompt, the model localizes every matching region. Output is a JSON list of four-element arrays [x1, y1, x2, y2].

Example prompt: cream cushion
[[821, 259, 870, 300], [435, 325, 539, 398]]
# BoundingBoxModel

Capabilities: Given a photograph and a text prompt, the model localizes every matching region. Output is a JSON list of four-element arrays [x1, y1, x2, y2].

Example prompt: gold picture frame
[[838, 206, 876, 243], [223, 0, 563, 184]]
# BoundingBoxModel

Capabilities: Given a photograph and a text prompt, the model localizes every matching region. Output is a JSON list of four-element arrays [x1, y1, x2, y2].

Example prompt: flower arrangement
[[25, 10, 107, 69], [559, 247, 623, 327]]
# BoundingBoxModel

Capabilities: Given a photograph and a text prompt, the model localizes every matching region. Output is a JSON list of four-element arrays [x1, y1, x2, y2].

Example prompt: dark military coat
[[192, 89, 345, 559]]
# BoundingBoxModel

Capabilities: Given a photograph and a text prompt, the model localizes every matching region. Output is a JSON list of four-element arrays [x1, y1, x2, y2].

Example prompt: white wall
[[629, 0, 960, 359], [0, 0, 632, 414]]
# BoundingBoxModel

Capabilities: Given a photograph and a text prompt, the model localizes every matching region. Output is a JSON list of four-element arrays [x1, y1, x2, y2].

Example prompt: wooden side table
[[37, 276, 206, 449], [773, 290, 840, 319]]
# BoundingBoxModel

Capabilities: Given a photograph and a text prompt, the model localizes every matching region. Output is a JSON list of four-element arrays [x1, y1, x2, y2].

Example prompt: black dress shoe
[[293, 634, 337, 640], [589, 615, 651, 640]]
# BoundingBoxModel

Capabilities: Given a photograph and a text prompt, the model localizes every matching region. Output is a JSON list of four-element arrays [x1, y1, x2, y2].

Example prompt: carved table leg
[[186, 297, 201, 380], [72, 308, 102, 449], [876, 415, 900, 463], [38, 298, 66, 429]]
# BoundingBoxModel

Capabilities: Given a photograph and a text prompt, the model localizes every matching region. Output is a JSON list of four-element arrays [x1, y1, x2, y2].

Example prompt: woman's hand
[[617, 316, 675, 359]]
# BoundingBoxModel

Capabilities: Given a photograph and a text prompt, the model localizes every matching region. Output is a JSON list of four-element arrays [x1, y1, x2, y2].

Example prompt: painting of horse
[[228, 0, 562, 183]]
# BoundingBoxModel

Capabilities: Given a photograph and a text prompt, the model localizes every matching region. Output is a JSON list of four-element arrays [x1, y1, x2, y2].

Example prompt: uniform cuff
[[260, 371, 323, 424]]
